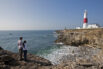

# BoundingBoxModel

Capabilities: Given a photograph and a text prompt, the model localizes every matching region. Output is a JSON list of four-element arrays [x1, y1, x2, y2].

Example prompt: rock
[[0, 46, 3, 50], [1, 43, 103, 69], [55, 28, 103, 48], [0, 47, 52, 69]]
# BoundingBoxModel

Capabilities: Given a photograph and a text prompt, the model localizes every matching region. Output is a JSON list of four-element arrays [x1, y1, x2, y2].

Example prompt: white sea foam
[[42, 46, 100, 65], [56, 42, 64, 45], [43, 46, 78, 65]]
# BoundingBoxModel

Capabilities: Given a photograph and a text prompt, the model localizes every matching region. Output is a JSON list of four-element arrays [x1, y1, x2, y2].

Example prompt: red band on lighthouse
[[83, 18, 88, 23]]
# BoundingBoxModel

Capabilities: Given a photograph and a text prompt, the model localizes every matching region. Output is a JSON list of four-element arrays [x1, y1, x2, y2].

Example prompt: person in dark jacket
[[23, 40, 28, 61]]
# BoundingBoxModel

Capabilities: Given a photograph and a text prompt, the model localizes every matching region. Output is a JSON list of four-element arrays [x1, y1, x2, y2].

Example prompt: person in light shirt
[[23, 40, 28, 61], [18, 37, 23, 60]]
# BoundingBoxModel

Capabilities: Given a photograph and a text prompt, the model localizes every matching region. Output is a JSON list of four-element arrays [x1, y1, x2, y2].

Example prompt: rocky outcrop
[[40, 53, 103, 69], [55, 28, 103, 48], [0, 47, 52, 69], [53, 28, 103, 69], [54, 28, 103, 69], [1, 46, 103, 69], [50, 54, 103, 69]]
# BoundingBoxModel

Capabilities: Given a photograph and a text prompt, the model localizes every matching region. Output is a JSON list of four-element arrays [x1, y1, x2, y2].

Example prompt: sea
[[0, 30, 100, 65], [0, 30, 58, 53], [0, 30, 61, 64]]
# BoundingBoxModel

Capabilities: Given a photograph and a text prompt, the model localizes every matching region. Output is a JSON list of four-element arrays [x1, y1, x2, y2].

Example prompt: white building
[[87, 24, 100, 28], [76, 24, 100, 29]]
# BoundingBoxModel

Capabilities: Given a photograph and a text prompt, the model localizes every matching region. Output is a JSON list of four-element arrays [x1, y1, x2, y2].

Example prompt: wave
[[56, 42, 64, 45], [41, 46, 100, 65]]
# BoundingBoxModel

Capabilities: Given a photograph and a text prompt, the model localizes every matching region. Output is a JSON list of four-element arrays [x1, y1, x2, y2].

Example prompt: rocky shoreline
[[1, 46, 103, 69], [0, 47, 52, 69], [54, 28, 103, 69], [55, 28, 103, 48]]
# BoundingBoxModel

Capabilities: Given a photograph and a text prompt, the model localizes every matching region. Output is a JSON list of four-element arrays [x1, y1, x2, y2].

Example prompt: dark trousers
[[23, 50, 27, 61], [19, 48, 23, 60]]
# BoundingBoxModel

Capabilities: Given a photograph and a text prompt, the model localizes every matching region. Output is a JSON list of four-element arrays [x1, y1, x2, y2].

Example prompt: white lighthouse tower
[[83, 10, 88, 29]]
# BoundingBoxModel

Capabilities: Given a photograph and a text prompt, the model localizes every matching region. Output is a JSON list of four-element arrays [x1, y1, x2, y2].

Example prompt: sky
[[0, 0, 103, 30]]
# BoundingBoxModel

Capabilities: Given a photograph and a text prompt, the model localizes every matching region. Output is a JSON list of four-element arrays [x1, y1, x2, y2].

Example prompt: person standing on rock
[[23, 40, 27, 61], [18, 37, 23, 61]]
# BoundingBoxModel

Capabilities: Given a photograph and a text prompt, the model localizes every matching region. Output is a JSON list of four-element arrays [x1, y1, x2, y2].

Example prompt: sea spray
[[41, 46, 100, 65]]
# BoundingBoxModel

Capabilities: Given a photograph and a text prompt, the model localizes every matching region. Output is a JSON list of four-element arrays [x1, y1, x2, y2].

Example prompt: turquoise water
[[0, 30, 60, 55]]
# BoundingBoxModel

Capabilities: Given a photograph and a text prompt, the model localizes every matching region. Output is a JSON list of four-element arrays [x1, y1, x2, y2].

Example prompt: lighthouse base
[[83, 23, 87, 29]]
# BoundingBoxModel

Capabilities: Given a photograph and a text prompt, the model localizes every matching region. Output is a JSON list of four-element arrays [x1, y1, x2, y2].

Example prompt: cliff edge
[[55, 28, 103, 48]]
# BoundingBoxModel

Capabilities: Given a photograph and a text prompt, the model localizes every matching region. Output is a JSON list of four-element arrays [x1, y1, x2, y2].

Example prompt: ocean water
[[0, 30, 59, 54]]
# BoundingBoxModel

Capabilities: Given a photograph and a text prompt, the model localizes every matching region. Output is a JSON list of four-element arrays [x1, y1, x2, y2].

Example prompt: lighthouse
[[83, 10, 88, 29], [76, 10, 100, 29]]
